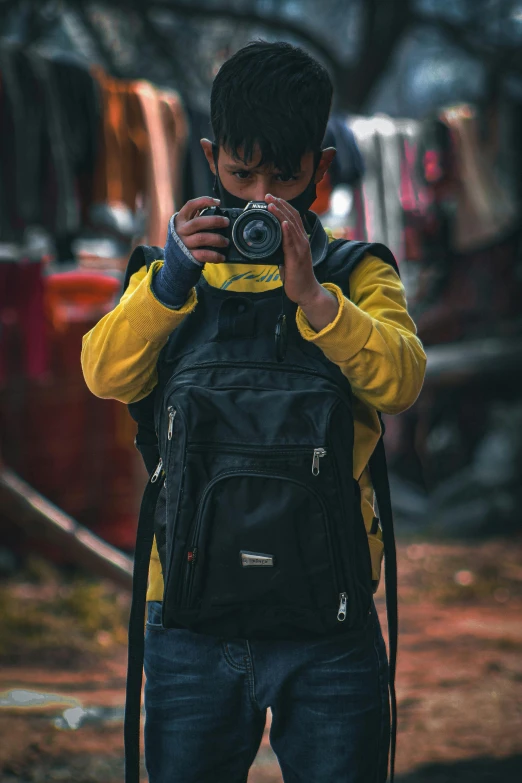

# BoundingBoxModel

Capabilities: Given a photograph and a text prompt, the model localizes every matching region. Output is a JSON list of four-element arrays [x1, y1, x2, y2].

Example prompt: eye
[[233, 170, 252, 180], [275, 174, 298, 183]]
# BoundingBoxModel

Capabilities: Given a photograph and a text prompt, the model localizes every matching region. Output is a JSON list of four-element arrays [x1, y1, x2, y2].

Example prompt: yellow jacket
[[82, 238, 426, 600]]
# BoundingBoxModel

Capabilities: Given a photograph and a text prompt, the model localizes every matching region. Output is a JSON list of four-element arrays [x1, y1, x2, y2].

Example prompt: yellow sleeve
[[81, 261, 197, 403], [296, 254, 426, 414]]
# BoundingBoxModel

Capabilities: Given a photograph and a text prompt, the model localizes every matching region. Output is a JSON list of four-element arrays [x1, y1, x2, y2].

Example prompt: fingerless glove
[[151, 215, 204, 309]]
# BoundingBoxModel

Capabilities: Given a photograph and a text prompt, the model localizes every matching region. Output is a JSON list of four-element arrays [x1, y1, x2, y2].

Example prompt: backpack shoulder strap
[[124, 469, 164, 783], [123, 244, 165, 783], [123, 245, 164, 475], [122, 244, 164, 295], [318, 238, 400, 298], [369, 416, 398, 783], [320, 237, 400, 782]]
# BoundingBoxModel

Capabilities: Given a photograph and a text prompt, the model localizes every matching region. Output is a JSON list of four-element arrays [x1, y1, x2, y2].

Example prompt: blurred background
[[0, 1, 521, 781]]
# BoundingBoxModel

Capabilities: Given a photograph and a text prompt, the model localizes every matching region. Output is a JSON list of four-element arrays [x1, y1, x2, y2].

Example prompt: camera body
[[200, 201, 284, 265]]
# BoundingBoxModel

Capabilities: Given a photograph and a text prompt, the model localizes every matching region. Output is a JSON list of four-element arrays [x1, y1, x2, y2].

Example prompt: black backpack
[[124, 221, 399, 782]]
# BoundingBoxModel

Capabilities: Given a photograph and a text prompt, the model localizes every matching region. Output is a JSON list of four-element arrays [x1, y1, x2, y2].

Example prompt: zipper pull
[[167, 406, 176, 440], [151, 458, 163, 483], [187, 547, 198, 564], [312, 448, 327, 476], [337, 592, 347, 622]]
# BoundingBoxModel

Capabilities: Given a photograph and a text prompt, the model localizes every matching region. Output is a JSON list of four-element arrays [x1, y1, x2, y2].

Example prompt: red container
[[0, 270, 143, 554]]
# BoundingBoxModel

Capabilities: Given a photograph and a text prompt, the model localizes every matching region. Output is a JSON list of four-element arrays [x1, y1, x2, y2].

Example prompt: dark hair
[[211, 41, 333, 177]]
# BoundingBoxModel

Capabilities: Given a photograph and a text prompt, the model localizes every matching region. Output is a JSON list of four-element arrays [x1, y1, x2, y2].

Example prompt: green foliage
[[0, 558, 129, 667]]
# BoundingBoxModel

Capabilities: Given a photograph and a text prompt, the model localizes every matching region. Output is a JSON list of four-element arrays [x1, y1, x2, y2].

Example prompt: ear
[[314, 147, 336, 183], [200, 138, 216, 174]]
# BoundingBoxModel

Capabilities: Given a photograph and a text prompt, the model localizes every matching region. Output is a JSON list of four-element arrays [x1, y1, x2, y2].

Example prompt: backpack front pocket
[[164, 463, 349, 636]]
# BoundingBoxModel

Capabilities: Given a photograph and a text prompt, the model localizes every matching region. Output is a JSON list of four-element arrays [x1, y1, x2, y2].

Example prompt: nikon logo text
[[240, 551, 274, 567]]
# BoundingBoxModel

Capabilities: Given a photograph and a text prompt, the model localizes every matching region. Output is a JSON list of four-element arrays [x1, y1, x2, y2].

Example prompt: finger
[[178, 197, 220, 221], [265, 200, 288, 226], [278, 202, 305, 235], [267, 201, 302, 238], [282, 220, 303, 260], [184, 233, 230, 249], [266, 195, 302, 231], [192, 249, 227, 264], [182, 215, 230, 234], [282, 220, 295, 247]]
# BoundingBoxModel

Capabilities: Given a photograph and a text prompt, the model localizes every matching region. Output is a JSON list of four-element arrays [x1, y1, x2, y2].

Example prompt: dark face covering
[[212, 144, 320, 215]]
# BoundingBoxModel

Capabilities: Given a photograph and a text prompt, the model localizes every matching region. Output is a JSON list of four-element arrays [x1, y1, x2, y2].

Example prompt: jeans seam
[[244, 640, 261, 711], [221, 642, 247, 673]]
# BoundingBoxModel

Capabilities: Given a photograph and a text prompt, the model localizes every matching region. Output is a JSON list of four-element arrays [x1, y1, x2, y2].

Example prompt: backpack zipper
[[167, 406, 176, 440], [189, 442, 328, 476], [312, 448, 327, 476], [337, 592, 348, 622], [163, 361, 352, 410], [151, 458, 163, 483], [180, 467, 345, 616]]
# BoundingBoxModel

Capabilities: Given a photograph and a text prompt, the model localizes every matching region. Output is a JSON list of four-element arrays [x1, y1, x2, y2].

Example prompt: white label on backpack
[[240, 551, 274, 567]]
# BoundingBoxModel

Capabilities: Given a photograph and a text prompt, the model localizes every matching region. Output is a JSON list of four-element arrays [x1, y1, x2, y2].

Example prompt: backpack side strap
[[369, 423, 398, 783], [124, 468, 164, 783], [320, 236, 400, 782], [122, 244, 164, 295], [318, 238, 400, 298], [123, 245, 165, 474]]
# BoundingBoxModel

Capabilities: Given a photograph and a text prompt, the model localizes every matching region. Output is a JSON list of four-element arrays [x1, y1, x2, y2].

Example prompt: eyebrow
[[223, 163, 302, 175], [224, 163, 258, 171]]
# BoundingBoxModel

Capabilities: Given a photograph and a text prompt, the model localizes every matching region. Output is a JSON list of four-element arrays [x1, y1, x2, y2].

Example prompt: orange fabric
[[90, 68, 148, 211], [159, 90, 189, 212], [133, 81, 173, 246]]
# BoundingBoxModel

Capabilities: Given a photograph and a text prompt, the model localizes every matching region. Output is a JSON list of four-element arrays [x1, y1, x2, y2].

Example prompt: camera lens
[[232, 209, 282, 260], [243, 220, 269, 247]]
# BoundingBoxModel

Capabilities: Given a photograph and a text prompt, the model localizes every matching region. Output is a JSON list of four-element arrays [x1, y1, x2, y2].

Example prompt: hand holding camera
[[199, 200, 284, 265], [174, 196, 231, 264]]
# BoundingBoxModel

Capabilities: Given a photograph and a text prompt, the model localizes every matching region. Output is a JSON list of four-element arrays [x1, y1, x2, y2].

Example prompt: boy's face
[[201, 140, 335, 203]]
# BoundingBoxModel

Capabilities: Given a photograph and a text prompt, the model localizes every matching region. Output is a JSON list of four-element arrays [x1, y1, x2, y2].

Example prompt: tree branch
[[413, 8, 522, 76], [121, 0, 341, 76], [338, 0, 413, 110]]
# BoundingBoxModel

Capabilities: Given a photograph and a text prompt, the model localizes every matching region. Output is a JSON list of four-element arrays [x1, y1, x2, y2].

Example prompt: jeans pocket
[[146, 600, 164, 630]]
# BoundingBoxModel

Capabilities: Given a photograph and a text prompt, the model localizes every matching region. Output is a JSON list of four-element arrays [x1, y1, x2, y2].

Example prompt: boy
[[82, 42, 425, 783]]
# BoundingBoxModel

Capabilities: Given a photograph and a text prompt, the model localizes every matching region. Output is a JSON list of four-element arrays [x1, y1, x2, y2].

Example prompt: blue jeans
[[144, 600, 390, 783]]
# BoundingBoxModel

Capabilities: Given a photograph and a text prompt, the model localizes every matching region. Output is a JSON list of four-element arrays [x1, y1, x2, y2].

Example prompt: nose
[[253, 176, 272, 202]]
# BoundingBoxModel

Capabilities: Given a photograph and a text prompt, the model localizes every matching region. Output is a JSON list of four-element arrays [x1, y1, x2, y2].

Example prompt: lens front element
[[232, 209, 282, 260]]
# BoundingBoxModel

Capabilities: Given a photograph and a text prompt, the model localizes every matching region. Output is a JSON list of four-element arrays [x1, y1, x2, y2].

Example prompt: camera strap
[[275, 285, 288, 362]]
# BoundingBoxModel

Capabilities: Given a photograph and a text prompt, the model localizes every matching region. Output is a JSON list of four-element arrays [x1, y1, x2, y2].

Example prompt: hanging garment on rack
[[323, 115, 365, 188], [0, 45, 45, 242], [0, 258, 48, 386], [26, 52, 81, 247], [0, 47, 103, 262], [438, 104, 518, 254], [49, 56, 101, 228], [132, 80, 174, 246], [159, 89, 189, 213], [90, 68, 148, 240]]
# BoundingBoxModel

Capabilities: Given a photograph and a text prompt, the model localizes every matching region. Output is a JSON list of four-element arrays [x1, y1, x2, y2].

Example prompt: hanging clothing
[[90, 68, 148, 239], [159, 89, 189, 213], [132, 80, 174, 246], [0, 45, 44, 243], [438, 104, 518, 253], [0, 259, 48, 386]]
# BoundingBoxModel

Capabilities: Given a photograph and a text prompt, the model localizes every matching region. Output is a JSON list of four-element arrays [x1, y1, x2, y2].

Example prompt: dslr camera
[[201, 201, 283, 265]]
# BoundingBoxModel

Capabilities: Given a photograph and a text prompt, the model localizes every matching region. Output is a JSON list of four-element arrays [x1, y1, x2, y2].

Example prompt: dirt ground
[[1, 537, 521, 782]]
